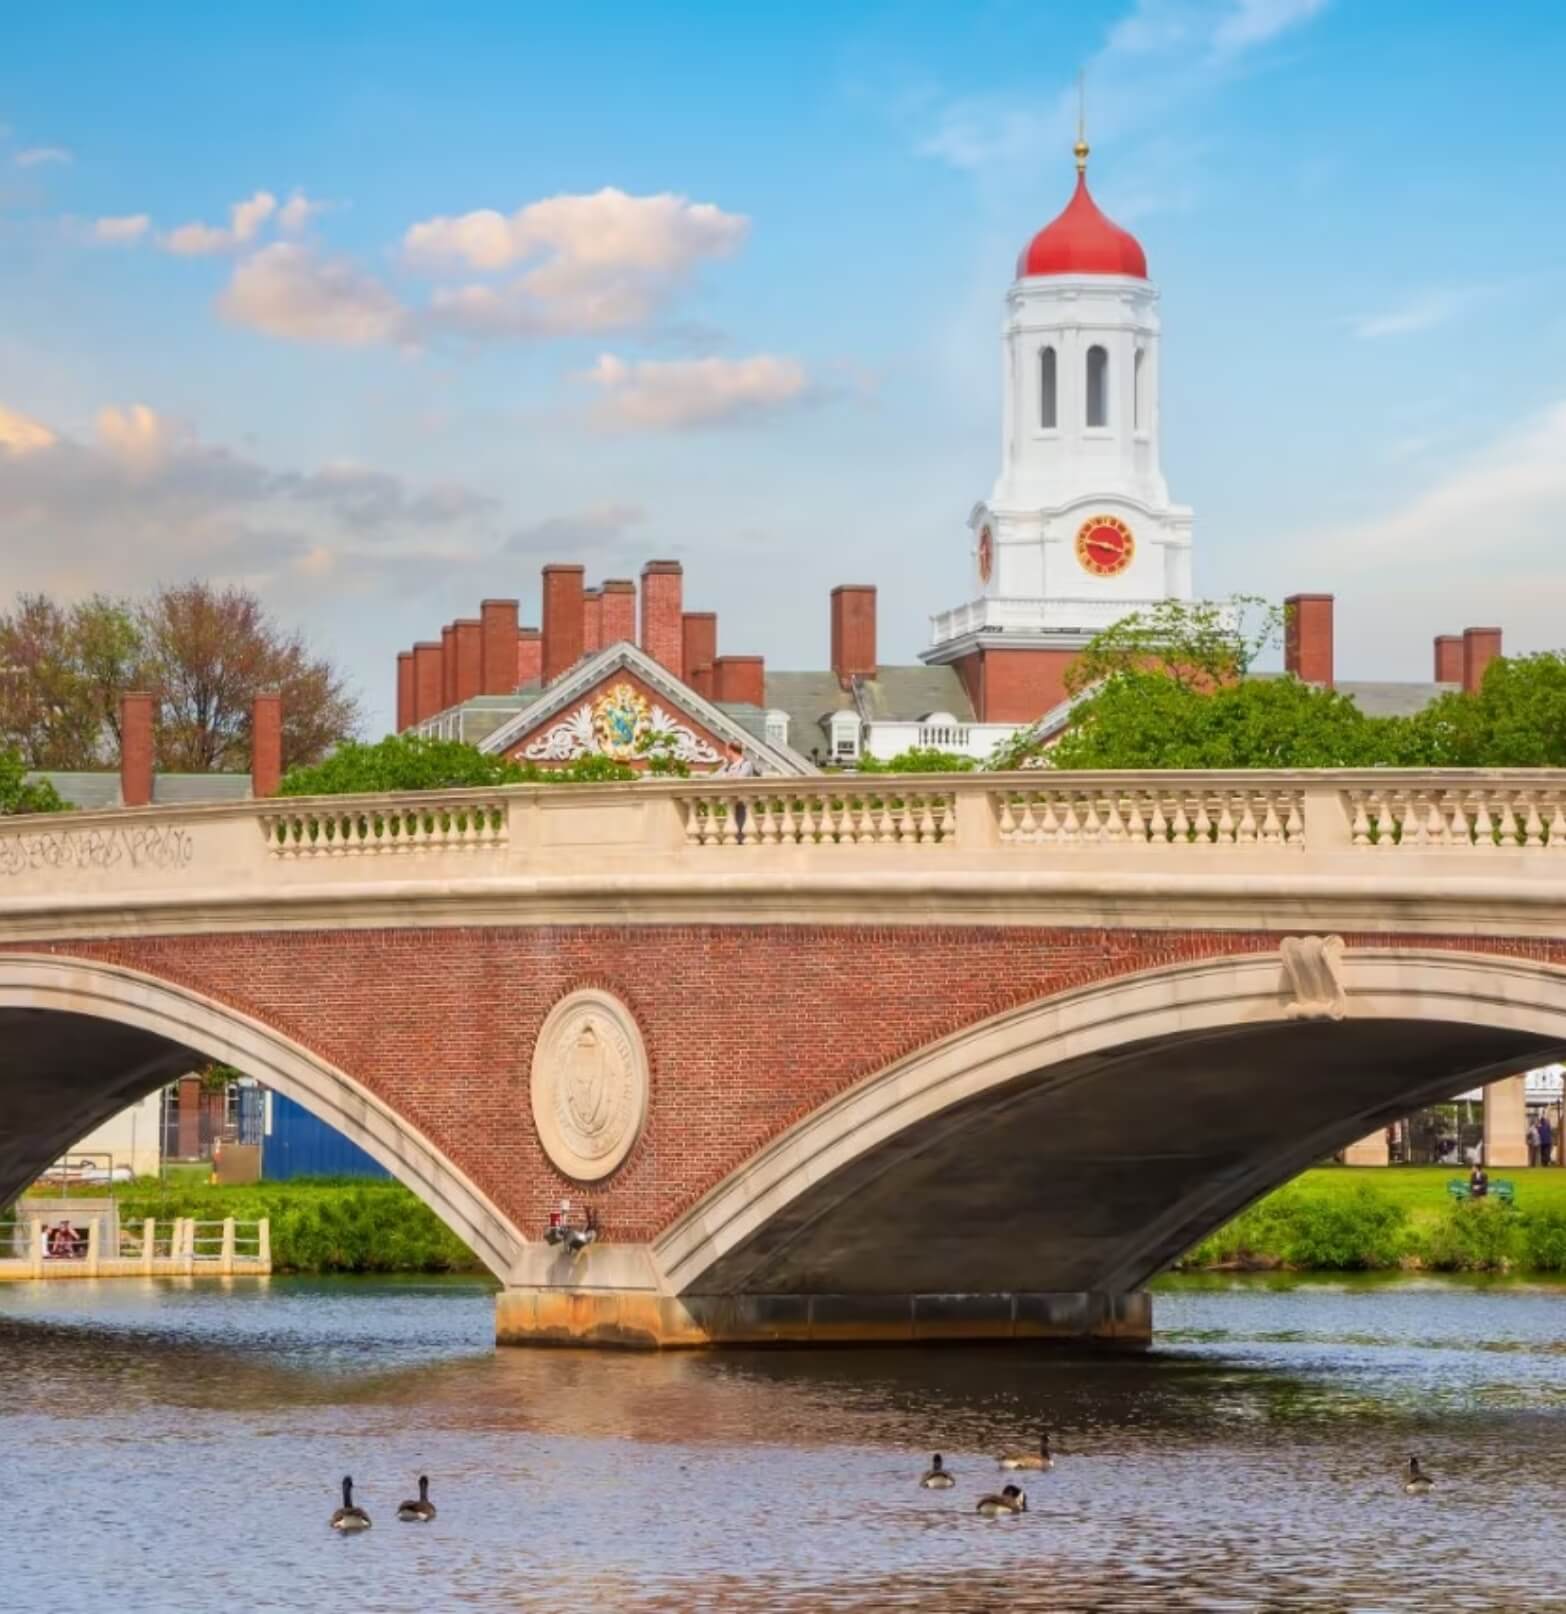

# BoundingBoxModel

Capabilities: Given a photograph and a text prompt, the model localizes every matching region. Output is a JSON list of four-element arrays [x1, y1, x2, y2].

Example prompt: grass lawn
[[1297, 1165, 1566, 1232]]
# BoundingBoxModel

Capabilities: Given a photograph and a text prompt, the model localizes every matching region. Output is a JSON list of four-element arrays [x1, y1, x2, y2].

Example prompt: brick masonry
[[8, 926, 1560, 1250]]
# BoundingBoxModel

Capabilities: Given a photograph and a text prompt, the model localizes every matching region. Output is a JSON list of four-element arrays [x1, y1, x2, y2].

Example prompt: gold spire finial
[[1074, 70, 1090, 173]]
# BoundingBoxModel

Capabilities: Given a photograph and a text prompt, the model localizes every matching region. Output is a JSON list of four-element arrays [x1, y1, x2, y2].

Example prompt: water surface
[[2, 1274, 1562, 1612]]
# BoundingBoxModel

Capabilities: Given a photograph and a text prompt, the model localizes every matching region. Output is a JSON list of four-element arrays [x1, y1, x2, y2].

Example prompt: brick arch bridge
[[3, 770, 1565, 1347]]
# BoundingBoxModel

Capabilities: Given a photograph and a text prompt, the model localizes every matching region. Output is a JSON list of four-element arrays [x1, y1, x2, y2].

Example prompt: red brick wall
[[396, 652, 415, 733], [119, 692, 155, 807], [516, 628, 542, 686], [952, 646, 1080, 723], [481, 600, 520, 696], [601, 580, 636, 647], [583, 590, 604, 655], [683, 613, 717, 698], [640, 561, 683, 679], [542, 565, 586, 684], [16, 925, 1552, 1247], [831, 585, 877, 686], [413, 642, 443, 723], [250, 694, 282, 798], [454, 619, 483, 705], [713, 655, 764, 707], [1463, 627, 1502, 694], [1285, 593, 1334, 687], [1434, 635, 1463, 683], [441, 624, 457, 709]]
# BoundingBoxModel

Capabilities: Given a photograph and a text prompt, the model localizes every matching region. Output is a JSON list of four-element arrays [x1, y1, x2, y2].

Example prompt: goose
[[976, 1483, 1027, 1517], [920, 1453, 956, 1490], [398, 1475, 437, 1522], [1403, 1456, 1434, 1495], [999, 1431, 1054, 1472], [330, 1476, 372, 1532]]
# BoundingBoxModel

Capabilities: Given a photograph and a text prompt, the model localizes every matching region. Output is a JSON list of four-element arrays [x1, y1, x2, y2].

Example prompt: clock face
[[977, 525, 994, 583], [1075, 515, 1135, 577]]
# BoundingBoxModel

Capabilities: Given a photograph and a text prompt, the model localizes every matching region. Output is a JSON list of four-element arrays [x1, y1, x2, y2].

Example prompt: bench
[[1446, 1178, 1515, 1205]]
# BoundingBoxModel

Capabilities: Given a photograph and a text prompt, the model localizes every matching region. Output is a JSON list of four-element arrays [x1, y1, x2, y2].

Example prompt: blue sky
[[3, 0, 1565, 731]]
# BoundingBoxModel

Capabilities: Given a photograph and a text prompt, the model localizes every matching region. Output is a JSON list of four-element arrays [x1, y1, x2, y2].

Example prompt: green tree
[[1064, 595, 1283, 696], [0, 746, 69, 815], [278, 733, 636, 795], [856, 746, 977, 773], [1407, 652, 1566, 766]]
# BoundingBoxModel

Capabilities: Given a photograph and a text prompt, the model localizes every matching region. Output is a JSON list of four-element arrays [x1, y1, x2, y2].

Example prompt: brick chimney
[[831, 585, 877, 688], [480, 599, 520, 695], [713, 655, 765, 707], [396, 651, 414, 732], [440, 623, 457, 709], [1433, 634, 1463, 683], [412, 641, 443, 723], [453, 619, 483, 705], [601, 579, 636, 647], [542, 564, 586, 684], [683, 612, 717, 699], [1284, 593, 1334, 687], [1462, 626, 1502, 694], [516, 627, 542, 686], [120, 692, 155, 808], [582, 588, 604, 654], [640, 560, 684, 678], [251, 692, 282, 798]]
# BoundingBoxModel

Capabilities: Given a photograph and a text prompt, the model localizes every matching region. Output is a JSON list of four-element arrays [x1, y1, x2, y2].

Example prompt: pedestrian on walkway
[[1539, 1112, 1555, 1169], [1527, 1116, 1541, 1167]]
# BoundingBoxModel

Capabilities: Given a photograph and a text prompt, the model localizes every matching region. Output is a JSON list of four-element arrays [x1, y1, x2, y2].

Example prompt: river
[[1, 1274, 1561, 1612]]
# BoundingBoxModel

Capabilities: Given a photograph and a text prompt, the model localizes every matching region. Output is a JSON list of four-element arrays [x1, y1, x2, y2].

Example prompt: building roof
[[1017, 166, 1148, 281], [764, 665, 977, 761], [1335, 680, 1459, 718], [28, 772, 252, 811]]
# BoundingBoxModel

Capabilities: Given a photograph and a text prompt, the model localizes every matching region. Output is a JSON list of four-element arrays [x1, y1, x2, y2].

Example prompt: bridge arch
[[655, 948, 1566, 1300], [0, 953, 527, 1280]]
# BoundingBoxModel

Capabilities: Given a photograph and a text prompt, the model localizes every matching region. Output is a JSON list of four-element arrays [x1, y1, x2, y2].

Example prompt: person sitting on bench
[[1469, 1164, 1489, 1200]]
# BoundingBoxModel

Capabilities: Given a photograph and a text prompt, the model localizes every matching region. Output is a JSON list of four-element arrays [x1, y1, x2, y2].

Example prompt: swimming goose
[[920, 1453, 956, 1490], [330, 1476, 372, 1532], [999, 1431, 1053, 1472], [976, 1483, 1027, 1517], [398, 1475, 437, 1522], [1403, 1456, 1434, 1495]]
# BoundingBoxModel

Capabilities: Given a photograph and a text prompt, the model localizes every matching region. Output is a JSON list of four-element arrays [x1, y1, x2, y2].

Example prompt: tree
[[140, 582, 360, 772], [856, 746, 977, 773], [0, 746, 68, 815], [1406, 652, 1566, 767], [1064, 595, 1283, 696], [278, 733, 636, 795]]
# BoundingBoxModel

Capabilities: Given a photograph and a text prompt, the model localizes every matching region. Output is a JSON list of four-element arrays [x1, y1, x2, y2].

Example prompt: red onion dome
[[1017, 154, 1147, 280]]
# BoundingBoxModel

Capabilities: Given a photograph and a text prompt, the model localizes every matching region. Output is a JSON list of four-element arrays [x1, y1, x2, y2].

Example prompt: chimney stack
[[640, 560, 684, 678], [412, 641, 443, 723], [440, 624, 457, 710], [1433, 634, 1464, 683], [682, 612, 717, 699], [454, 619, 483, 705], [831, 585, 878, 688], [119, 692, 155, 808], [582, 588, 604, 654], [601, 579, 636, 647], [1284, 593, 1334, 687], [542, 564, 586, 684], [396, 651, 414, 732], [251, 693, 282, 798], [480, 599, 520, 695], [516, 627, 542, 686], [713, 655, 765, 707], [1462, 626, 1502, 694]]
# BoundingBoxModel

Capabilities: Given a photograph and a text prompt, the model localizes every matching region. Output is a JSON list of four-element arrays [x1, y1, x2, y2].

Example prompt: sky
[[3, 0, 1565, 733]]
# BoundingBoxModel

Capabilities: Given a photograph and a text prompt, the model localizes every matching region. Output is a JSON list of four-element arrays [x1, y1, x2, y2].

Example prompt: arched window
[[1133, 349, 1146, 431], [1085, 345, 1109, 428], [1039, 346, 1057, 429]]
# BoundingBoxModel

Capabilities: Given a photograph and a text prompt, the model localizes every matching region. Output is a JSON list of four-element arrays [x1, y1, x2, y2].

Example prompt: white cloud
[[1349, 286, 1489, 340], [0, 404, 57, 454], [277, 189, 328, 233], [92, 213, 151, 245], [95, 403, 182, 474], [218, 243, 410, 347], [1212, 0, 1330, 51], [15, 146, 71, 168], [583, 353, 811, 431], [163, 190, 277, 255], [407, 188, 748, 338]]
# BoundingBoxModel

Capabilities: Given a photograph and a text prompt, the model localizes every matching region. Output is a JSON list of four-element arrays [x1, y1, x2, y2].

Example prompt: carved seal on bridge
[[530, 988, 649, 1181]]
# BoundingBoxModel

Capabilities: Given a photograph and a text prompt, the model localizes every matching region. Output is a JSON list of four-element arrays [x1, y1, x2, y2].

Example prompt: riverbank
[[1179, 1166, 1566, 1273], [26, 1177, 485, 1275]]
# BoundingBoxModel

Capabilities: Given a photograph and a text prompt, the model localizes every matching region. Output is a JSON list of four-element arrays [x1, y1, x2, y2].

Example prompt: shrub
[[1179, 1184, 1407, 1271], [1420, 1200, 1519, 1271], [1518, 1207, 1566, 1273]]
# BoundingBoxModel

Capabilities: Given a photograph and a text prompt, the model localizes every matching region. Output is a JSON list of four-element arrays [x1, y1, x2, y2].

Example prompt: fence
[[0, 1216, 271, 1280]]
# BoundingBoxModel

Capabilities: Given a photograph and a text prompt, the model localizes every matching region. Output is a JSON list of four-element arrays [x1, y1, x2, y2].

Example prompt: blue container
[[261, 1092, 390, 1182]]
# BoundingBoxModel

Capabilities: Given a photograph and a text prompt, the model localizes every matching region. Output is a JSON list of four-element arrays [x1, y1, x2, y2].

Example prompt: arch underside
[[662, 953, 1566, 1303], [0, 956, 526, 1281]]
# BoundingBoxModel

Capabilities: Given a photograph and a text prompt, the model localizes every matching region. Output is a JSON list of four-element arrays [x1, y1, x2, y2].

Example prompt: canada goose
[[397, 1475, 437, 1522], [1404, 1457, 1434, 1495], [330, 1476, 372, 1532], [920, 1453, 956, 1490], [999, 1431, 1053, 1472], [976, 1483, 1027, 1517]]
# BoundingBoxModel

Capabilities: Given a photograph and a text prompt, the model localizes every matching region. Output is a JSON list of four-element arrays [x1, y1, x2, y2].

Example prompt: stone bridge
[[4, 771, 1566, 1349]]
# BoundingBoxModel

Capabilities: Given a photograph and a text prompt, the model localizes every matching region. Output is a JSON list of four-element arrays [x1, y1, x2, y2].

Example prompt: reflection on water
[[1, 1274, 1563, 1612]]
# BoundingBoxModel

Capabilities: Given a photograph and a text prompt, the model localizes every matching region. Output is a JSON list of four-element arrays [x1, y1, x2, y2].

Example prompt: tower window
[[1134, 349, 1146, 431], [1085, 345, 1109, 428], [1039, 346, 1057, 429]]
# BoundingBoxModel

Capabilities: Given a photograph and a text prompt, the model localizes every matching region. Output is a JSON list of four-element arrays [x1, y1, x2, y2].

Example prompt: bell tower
[[924, 134, 1194, 723]]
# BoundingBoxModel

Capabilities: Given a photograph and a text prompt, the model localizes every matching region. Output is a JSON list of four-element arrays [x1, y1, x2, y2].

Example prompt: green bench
[[1446, 1178, 1515, 1205]]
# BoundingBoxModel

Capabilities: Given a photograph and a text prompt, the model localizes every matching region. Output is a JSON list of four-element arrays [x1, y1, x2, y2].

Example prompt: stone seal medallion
[[530, 988, 649, 1181]]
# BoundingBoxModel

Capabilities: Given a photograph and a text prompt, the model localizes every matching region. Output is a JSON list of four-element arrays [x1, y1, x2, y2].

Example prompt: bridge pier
[[494, 1284, 1150, 1350]]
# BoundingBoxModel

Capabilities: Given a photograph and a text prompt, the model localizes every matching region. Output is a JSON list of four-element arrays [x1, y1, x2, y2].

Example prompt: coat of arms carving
[[530, 988, 649, 1181]]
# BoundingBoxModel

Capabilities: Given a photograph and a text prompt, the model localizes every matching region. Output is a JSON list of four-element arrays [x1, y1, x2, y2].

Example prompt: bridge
[[4, 770, 1565, 1348]]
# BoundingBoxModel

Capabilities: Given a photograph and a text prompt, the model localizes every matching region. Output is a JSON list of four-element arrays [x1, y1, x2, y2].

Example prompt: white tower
[[925, 135, 1194, 717]]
